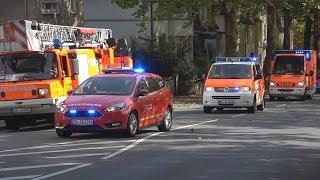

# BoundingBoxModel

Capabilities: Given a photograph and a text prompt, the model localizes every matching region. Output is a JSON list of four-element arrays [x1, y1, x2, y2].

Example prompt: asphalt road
[[1, 97, 320, 180]]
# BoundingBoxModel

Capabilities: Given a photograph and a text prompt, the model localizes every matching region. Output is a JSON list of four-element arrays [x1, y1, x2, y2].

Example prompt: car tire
[[306, 95, 312, 100], [126, 112, 139, 137], [158, 108, 172, 132], [56, 129, 72, 138], [203, 106, 212, 114], [248, 97, 256, 114], [5, 117, 20, 130], [257, 99, 265, 111]]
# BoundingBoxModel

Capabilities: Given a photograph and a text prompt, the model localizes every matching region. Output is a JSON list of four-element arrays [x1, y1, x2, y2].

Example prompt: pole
[[150, 0, 154, 54]]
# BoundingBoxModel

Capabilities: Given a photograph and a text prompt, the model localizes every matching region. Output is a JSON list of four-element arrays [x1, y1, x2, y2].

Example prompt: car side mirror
[[138, 89, 148, 96], [67, 90, 73, 96]]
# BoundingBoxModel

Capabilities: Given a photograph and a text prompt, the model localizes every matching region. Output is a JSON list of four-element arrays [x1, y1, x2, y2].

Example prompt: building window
[[42, 2, 59, 15]]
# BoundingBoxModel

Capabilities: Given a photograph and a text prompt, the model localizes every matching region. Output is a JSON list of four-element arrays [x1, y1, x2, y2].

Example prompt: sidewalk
[[173, 95, 202, 111]]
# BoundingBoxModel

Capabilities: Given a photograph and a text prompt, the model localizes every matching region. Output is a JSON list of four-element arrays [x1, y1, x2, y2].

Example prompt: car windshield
[[273, 56, 304, 75], [208, 64, 252, 79], [73, 77, 136, 95], [0, 52, 58, 82]]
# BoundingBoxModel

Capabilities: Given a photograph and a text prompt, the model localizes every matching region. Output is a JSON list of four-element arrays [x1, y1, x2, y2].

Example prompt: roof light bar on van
[[216, 57, 259, 62], [272, 50, 312, 61]]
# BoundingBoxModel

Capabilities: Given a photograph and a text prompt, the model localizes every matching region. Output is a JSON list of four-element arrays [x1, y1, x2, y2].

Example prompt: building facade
[[0, 0, 83, 26]]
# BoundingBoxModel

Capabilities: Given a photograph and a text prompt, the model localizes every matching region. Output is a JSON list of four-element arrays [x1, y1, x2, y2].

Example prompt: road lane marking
[[276, 104, 286, 108], [0, 163, 80, 172], [32, 163, 92, 180], [0, 146, 125, 157], [44, 152, 111, 159], [231, 114, 246, 118], [0, 140, 135, 153], [101, 119, 219, 160], [45, 140, 92, 145], [0, 175, 42, 180]]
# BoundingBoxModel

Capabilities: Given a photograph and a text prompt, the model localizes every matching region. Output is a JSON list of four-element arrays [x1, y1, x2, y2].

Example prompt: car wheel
[[300, 95, 306, 101], [5, 117, 20, 130], [248, 97, 256, 114], [257, 99, 265, 111], [126, 112, 138, 137], [306, 95, 312, 100], [203, 106, 212, 114], [56, 129, 72, 138], [158, 108, 172, 132]]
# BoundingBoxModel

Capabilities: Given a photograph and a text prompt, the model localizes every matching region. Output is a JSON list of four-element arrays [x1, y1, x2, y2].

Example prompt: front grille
[[214, 87, 240, 93], [65, 110, 103, 117], [212, 96, 240, 99]]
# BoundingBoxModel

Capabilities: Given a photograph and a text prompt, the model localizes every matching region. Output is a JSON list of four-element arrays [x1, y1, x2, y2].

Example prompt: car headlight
[[298, 82, 304, 87], [205, 87, 214, 91], [57, 101, 67, 112], [241, 86, 251, 92], [270, 82, 275, 86], [105, 102, 126, 112], [38, 88, 49, 96]]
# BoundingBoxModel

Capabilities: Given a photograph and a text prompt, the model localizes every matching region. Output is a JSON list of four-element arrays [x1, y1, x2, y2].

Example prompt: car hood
[[65, 95, 129, 110]]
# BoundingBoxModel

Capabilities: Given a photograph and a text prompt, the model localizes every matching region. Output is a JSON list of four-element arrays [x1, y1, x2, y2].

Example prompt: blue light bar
[[134, 68, 145, 73], [272, 50, 313, 61], [53, 38, 62, 48], [70, 110, 77, 114], [88, 110, 96, 114]]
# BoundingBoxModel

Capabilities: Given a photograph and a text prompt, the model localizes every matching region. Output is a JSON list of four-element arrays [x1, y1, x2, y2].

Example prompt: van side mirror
[[309, 71, 314, 76], [255, 74, 262, 80], [72, 59, 79, 75], [138, 89, 148, 96]]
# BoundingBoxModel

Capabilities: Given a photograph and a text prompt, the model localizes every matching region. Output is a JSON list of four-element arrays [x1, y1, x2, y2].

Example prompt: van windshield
[[273, 56, 304, 75], [208, 64, 252, 79], [0, 52, 58, 82]]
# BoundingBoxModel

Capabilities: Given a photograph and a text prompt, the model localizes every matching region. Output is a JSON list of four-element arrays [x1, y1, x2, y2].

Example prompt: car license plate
[[72, 119, 94, 126], [12, 107, 31, 113], [218, 100, 234, 105]]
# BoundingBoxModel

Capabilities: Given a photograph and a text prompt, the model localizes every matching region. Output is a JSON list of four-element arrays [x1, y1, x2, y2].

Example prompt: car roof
[[95, 72, 161, 79]]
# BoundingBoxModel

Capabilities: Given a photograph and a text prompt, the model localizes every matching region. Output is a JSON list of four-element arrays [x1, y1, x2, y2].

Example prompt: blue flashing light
[[134, 68, 145, 73], [216, 57, 259, 62], [306, 52, 311, 59], [88, 110, 96, 114], [234, 87, 240, 91], [53, 38, 62, 48], [70, 110, 77, 114]]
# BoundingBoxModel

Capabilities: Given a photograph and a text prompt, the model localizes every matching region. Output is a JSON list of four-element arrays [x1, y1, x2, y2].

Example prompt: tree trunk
[[312, 12, 320, 51], [304, 16, 313, 49], [225, 9, 239, 56], [264, 5, 276, 75], [283, 9, 291, 50]]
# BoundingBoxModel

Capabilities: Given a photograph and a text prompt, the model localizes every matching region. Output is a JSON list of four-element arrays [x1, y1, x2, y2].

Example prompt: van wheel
[[203, 106, 212, 114], [5, 117, 20, 130], [56, 129, 72, 138], [216, 107, 224, 112], [158, 108, 172, 132], [257, 99, 265, 111], [126, 112, 138, 137], [248, 98, 256, 114]]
